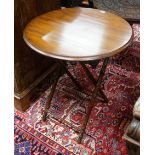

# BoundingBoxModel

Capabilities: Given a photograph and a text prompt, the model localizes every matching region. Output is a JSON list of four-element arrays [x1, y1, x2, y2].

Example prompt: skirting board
[[14, 64, 57, 112]]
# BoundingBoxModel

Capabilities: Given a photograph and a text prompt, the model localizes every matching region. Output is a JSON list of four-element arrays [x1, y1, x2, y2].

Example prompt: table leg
[[42, 60, 83, 123], [78, 58, 109, 143], [59, 61, 83, 90], [80, 62, 108, 103], [42, 67, 61, 122]]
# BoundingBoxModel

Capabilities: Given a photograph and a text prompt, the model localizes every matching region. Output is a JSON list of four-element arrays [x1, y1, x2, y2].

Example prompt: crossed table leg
[[42, 58, 109, 143], [42, 60, 82, 121]]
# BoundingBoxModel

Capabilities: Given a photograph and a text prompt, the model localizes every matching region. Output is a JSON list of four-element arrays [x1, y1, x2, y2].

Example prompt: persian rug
[[14, 24, 140, 155], [93, 0, 140, 21]]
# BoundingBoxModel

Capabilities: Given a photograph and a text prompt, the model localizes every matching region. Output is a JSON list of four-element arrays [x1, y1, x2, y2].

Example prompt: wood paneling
[[14, 0, 60, 93], [14, 0, 61, 111]]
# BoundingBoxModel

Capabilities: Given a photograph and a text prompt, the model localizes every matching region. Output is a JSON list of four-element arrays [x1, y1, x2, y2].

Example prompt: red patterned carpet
[[14, 24, 140, 155]]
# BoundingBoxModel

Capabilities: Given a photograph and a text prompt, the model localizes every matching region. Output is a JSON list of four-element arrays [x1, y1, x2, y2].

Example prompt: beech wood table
[[23, 7, 132, 143]]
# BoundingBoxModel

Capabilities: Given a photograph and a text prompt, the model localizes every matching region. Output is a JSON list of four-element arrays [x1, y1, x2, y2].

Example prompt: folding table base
[[42, 58, 109, 143]]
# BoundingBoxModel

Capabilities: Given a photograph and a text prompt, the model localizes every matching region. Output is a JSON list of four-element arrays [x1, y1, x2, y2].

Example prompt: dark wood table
[[23, 7, 132, 143]]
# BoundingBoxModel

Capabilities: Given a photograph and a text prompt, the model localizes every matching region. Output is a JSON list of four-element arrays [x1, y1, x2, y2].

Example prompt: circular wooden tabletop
[[23, 8, 132, 61]]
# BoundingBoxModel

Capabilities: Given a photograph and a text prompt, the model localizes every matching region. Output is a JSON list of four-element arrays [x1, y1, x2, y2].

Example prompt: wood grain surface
[[15, 0, 61, 93], [24, 7, 132, 61]]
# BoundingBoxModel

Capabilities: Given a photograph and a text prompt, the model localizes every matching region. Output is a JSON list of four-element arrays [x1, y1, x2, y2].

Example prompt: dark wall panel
[[14, 0, 61, 93]]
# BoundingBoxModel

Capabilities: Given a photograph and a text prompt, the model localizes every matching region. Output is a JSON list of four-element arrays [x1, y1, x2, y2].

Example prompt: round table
[[23, 7, 132, 143]]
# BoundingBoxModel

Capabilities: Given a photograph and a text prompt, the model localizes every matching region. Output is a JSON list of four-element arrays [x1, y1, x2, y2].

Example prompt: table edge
[[23, 33, 132, 61]]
